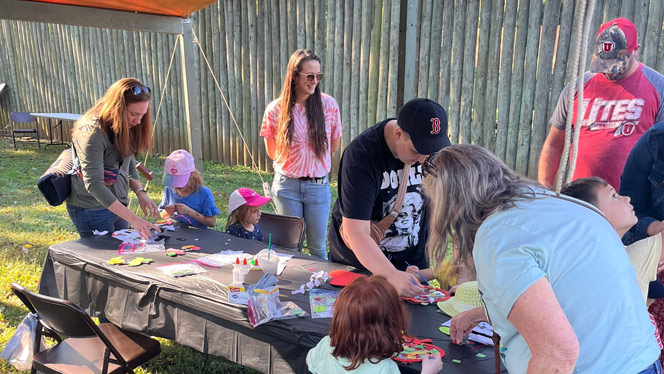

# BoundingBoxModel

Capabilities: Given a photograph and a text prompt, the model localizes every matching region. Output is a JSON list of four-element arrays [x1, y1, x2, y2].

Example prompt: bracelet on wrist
[[136, 188, 147, 195]]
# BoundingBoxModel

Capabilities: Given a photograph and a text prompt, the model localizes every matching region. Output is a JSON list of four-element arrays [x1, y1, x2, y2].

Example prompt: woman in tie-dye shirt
[[260, 49, 342, 259]]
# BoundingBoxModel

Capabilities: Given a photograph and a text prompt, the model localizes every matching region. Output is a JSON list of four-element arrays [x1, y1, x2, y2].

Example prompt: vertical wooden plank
[[241, 0, 250, 166], [350, 0, 361, 138], [367, 0, 383, 126], [417, 0, 432, 99], [641, 0, 663, 68], [404, 0, 421, 101], [296, 0, 305, 48], [471, 0, 492, 146], [386, 0, 400, 115], [341, 0, 353, 146], [529, 0, 562, 176], [218, 2, 230, 165], [495, 0, 517, 160], [437, 0, 454, 111], [376, 0, 391, 120], [547, 0, 575, 123], [287, 0, 296, 53], [620, 0, 635, 21], [225, 0, 237, 165], [279, 0, 288, 82], [603, 0, 621, 24], [482, 0, 504, 153], [632, 0, 650, 46], [459, 0, 479, 145], [505, 0, 529, 168], [256, 0, 266, 170], [248, 0, 258, 169], [358, 0, 373, 130], [234, 0, 243, 164], [515, 0, 543, 176], [426, 0, 443, 102], [448, 0, 466, 144], [334, 0, 344, 112], [325, 0, 336, 98], [272, 0, 281, 102]]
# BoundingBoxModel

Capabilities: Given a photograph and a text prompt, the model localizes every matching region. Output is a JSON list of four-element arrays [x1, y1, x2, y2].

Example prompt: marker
[[405, 260, 434, 287]]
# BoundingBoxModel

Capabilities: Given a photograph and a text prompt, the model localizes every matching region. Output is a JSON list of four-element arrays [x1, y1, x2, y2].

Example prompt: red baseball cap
[[590, 17, 638, 74]]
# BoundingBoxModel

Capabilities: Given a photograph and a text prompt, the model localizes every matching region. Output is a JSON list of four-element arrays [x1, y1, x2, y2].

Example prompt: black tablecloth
[[38, 226, 505, 373]]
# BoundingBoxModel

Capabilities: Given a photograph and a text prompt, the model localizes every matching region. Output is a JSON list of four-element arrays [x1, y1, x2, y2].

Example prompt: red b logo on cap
[[430, 118, 441, 134]]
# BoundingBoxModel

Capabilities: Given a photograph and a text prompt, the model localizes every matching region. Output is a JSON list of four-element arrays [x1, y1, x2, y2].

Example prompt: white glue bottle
[[233, 257, 245, 283]]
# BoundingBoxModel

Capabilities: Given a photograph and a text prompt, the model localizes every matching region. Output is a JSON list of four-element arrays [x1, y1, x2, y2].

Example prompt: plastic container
[[256, 249, 279, 275]]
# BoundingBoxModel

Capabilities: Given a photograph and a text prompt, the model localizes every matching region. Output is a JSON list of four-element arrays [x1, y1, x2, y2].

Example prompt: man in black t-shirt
[[328, 98, 450, 296]]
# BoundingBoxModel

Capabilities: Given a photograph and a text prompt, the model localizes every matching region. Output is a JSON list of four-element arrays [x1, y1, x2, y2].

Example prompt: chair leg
[[36, 127, 41, 150], [11, 130, 17, 150]]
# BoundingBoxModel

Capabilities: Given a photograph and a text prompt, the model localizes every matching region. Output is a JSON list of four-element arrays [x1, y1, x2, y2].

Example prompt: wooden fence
[[1, 0, 664, 178]]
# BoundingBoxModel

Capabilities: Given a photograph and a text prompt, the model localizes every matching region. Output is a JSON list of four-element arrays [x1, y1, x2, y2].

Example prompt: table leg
[[45, 119, 69, 148]]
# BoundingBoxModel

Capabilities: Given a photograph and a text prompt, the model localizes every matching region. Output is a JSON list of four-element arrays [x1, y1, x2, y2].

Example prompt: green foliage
[[0, 141, 336, 373]]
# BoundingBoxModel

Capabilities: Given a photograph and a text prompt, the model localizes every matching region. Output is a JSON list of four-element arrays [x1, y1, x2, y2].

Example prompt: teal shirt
[[474, 190, 659, 374], [307, 336, 398, 374]]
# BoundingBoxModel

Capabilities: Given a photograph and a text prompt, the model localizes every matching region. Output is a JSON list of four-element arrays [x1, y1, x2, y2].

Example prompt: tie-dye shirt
[[260, 93, 342, 178]]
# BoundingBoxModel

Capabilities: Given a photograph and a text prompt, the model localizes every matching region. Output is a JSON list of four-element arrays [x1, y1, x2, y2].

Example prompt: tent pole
[[180, 18, 204, 171]]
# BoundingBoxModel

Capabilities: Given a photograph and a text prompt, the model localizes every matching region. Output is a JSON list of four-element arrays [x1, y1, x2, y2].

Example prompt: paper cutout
[[392, 337, 445, 363], [156, 262, 207, 277], [92, 230, 108, 235], [452, 359, 461, 363], [117, 242, 165, 255], [291, 271, 330, 295], [402, 285, 450, 305], [440, 320, 494, 346], [476, 353, 486, 358]]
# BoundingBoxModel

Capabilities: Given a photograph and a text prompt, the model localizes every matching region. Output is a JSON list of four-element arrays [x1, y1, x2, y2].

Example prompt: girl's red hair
[[330, 275, 409, 370]]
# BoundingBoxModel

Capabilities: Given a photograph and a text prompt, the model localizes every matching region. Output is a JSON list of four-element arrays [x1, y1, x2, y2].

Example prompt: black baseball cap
[[397, 98, 451, 155]]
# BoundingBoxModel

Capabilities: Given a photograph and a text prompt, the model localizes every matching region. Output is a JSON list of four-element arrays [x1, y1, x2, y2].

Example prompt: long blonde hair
[[275, 49, 327, 160], [423, 144, 539, 269], [75, 77, 152, 158]]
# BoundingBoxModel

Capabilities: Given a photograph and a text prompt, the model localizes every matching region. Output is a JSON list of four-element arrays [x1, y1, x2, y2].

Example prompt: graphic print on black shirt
[[328, 119, 429, 271]]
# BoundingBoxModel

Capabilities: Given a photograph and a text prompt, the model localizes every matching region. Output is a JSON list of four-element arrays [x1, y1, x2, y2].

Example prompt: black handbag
[[37, 147, 78, 206]]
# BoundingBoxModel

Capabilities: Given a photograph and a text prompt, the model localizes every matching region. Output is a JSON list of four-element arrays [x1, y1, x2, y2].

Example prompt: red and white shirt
[[551, 63, 664, 190], [261, 93, 342, 178]]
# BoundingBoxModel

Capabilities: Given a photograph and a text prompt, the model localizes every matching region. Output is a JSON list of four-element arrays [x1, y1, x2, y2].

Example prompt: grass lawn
[[0, 139, 338, 373]]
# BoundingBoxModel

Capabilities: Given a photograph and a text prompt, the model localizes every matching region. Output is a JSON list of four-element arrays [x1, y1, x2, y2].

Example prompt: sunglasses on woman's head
[[422, 153, 438, 178], [127, 85, 151, 96], [298, 72, 324, 82]]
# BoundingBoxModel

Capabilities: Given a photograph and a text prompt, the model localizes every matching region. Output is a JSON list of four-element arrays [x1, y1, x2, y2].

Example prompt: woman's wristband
[[135, 188, 147, 195]]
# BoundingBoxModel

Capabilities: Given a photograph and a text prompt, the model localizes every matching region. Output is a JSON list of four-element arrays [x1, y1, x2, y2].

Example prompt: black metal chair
[[259, 212, 306, 252], [11, 283, 161, 374], [10, 112, 40, 150]]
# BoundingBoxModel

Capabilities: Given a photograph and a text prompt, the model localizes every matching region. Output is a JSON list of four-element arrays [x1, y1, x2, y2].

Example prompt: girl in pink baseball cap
[[158, 149, 220, 229], [226, 188, 271, 241]]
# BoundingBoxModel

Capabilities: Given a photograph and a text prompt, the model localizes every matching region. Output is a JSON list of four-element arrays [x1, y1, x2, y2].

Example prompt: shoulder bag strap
[[375, 164, 412, 232]]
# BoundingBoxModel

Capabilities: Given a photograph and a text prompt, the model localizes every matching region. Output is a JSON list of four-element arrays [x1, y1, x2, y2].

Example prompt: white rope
[[567, 0, 596, 183], [190, 28, 277, 212], [554, 0, 596, 192], [132, 37, 179, 214]]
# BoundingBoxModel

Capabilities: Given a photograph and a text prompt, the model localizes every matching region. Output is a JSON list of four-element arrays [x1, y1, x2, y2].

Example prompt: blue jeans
[[639, 360, 663, 374], [271, 173, 331, 259], [66, 204, 129, 238]]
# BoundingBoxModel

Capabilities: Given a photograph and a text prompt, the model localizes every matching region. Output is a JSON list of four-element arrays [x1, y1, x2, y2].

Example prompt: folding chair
[[11, 283, 161, 374], [259, 212, 306, 252], [10, 112, 40, 150]]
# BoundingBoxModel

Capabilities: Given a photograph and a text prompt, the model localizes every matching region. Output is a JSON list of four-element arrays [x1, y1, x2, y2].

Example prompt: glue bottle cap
[[254, 257, 259, 266], [235, 257, 240, 265], [243, 258, 248, 266]]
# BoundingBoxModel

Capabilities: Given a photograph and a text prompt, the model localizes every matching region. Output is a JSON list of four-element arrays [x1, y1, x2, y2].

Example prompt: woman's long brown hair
[[330, 276, 409, 370], [76, 77, 152, 158], [275, 49, 327, 160], [423, 144, 540, 269]]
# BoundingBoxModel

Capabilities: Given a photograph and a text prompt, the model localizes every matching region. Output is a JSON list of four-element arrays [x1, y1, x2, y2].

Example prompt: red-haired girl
[[306, 276, 442, 373]]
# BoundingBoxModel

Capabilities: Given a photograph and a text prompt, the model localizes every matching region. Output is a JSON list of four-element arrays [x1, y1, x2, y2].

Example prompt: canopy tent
[[1, 0, 217, 169]]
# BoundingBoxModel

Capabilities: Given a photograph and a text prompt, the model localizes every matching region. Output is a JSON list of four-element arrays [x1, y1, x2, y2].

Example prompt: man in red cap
[[538, 17, 664, 191]]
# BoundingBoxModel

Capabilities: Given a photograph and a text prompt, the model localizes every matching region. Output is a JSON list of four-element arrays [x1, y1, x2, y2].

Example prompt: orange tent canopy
[[31, 0, 217, 18]]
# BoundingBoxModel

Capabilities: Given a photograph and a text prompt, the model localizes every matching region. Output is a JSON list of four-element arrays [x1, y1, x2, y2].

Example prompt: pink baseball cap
[[163, 149, 195, 188], [228, 188, 271, 213]]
